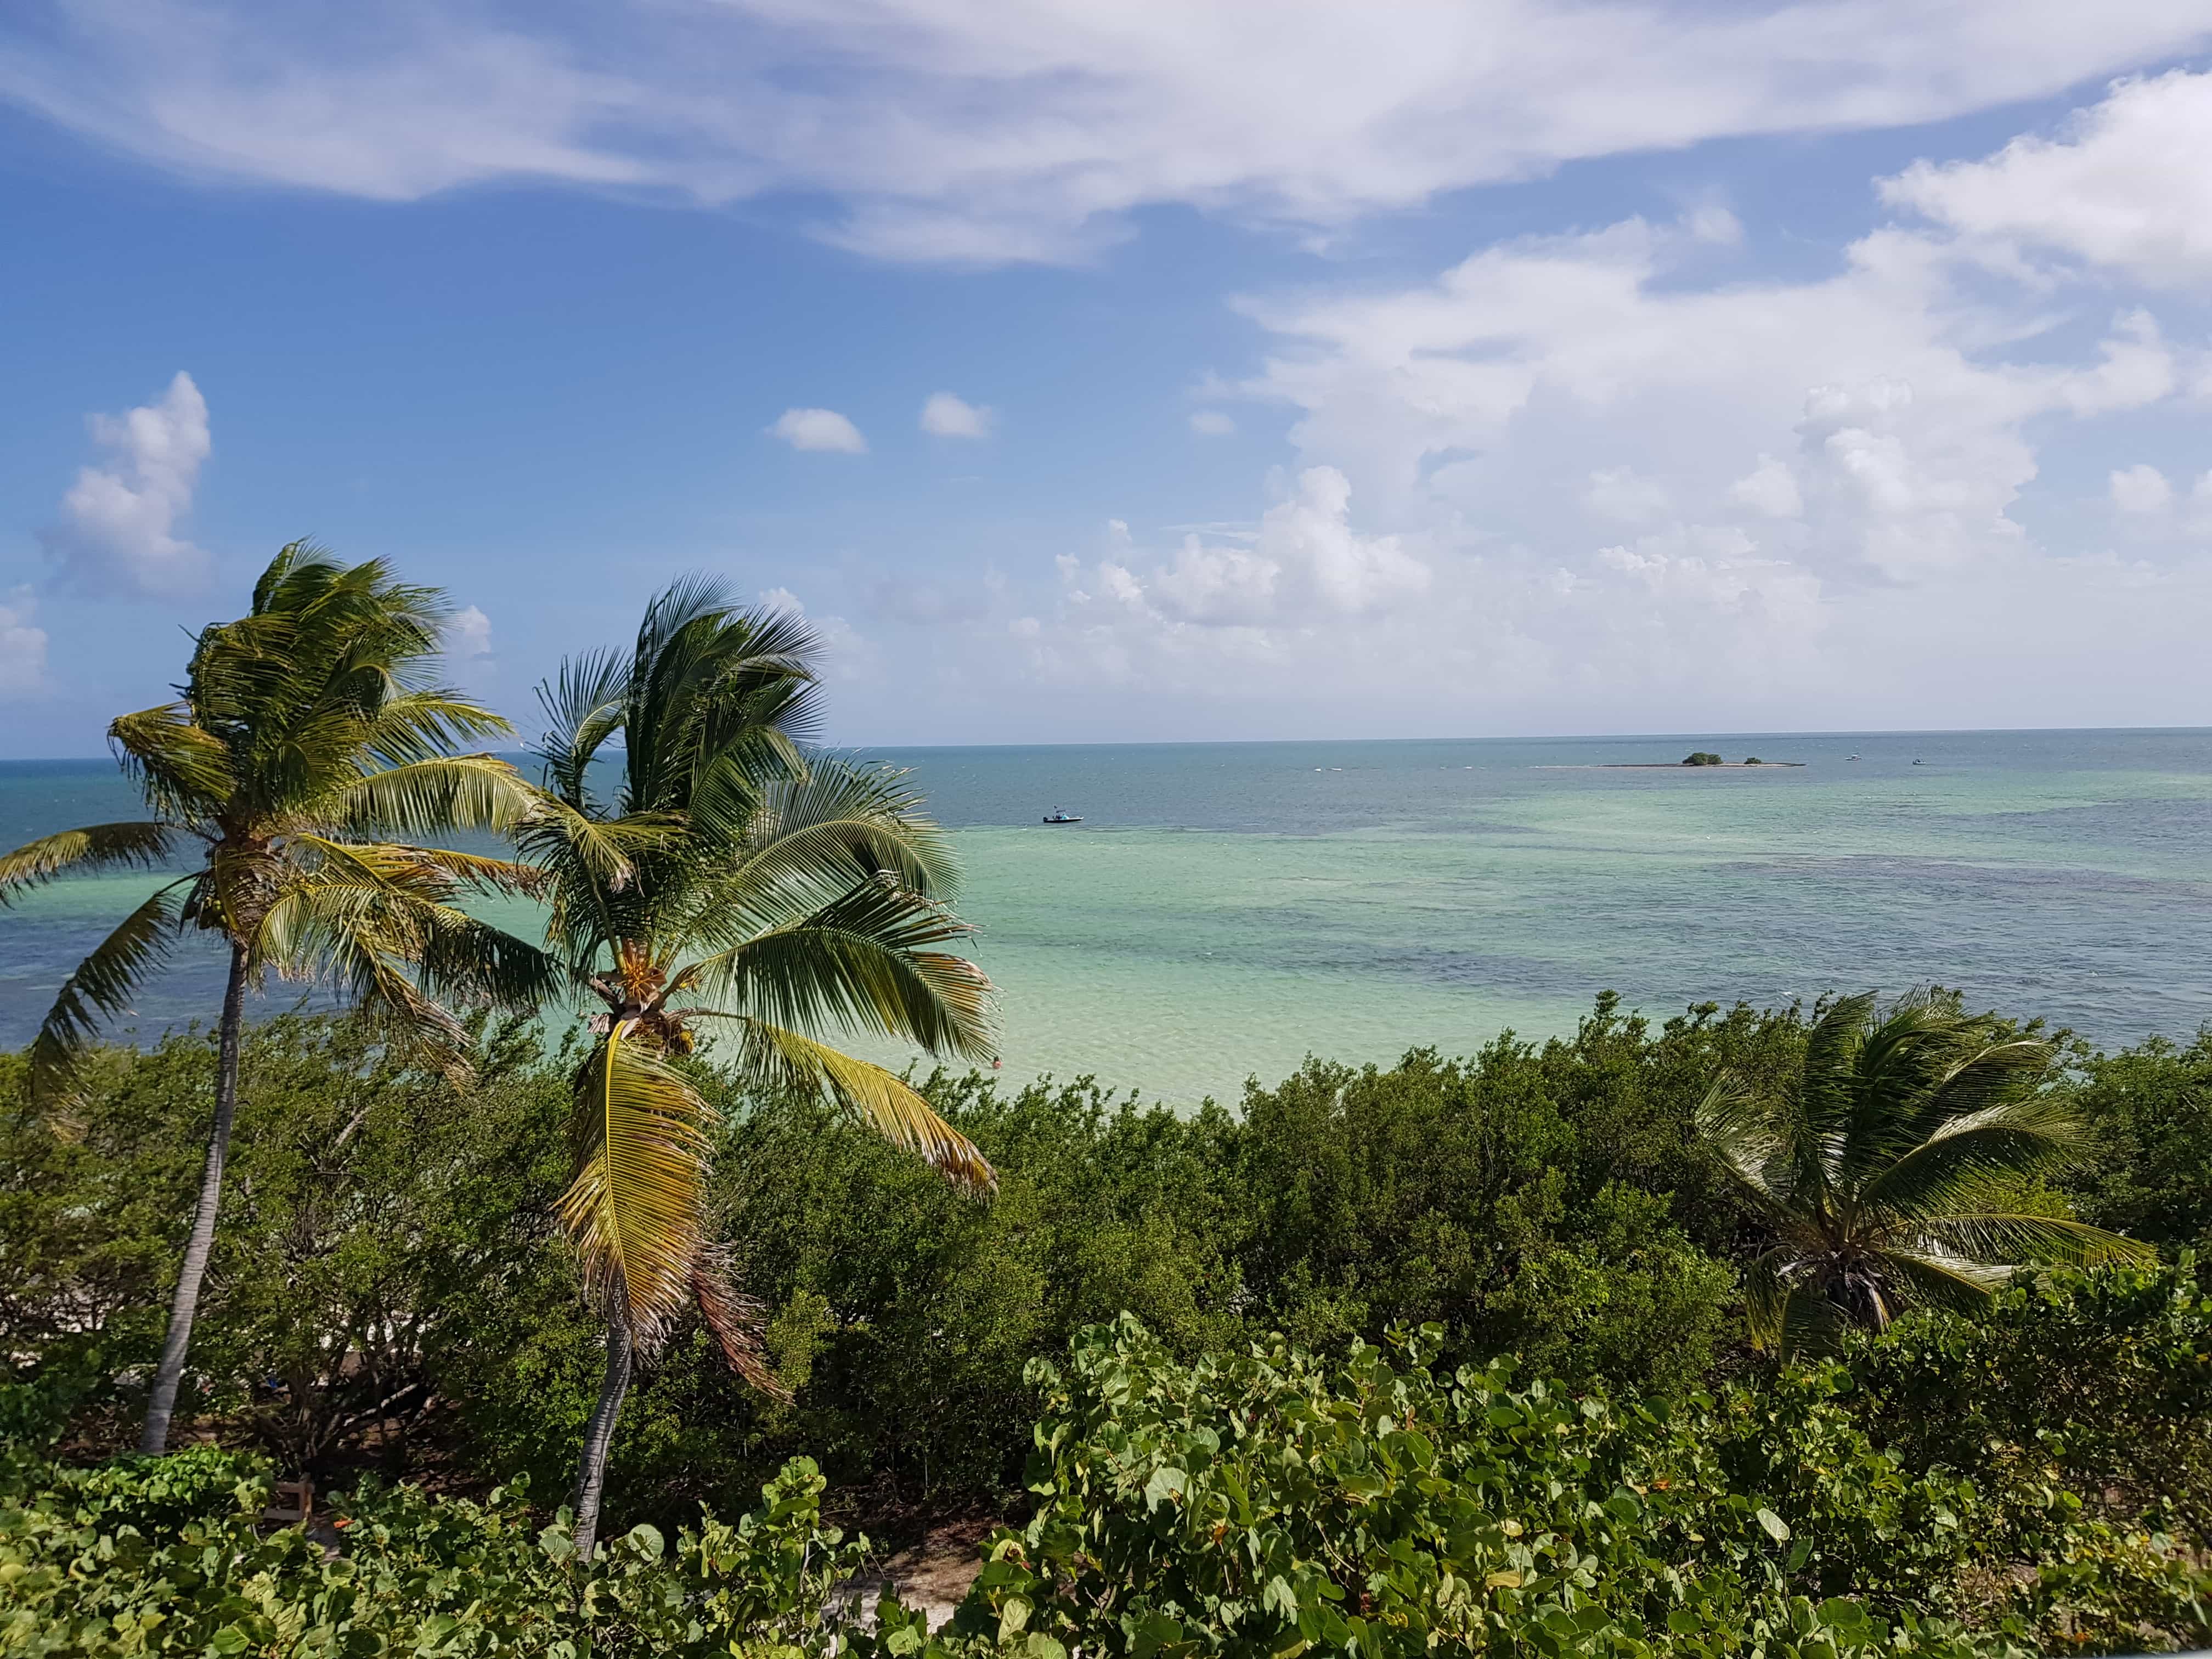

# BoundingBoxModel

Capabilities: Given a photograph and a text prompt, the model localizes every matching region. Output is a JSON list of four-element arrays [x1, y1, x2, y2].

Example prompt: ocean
[[4, 729, 2209, 1104]]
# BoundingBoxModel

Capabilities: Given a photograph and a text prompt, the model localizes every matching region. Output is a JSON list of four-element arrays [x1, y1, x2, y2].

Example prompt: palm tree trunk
[[139, 940, 249, 1455], [571, 1318, 633, 1563]]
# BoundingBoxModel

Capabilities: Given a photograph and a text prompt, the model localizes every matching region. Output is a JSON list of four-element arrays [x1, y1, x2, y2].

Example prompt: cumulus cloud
[[767, 407, 867, 453], [2109, 464, 2174, 514], [1059, 466, 1426, 639], [919, 391, 994, 438], [975, 72, 2212, 730], [446, 603, 494, 671], [1729, 455, 1803, 518], [1881, 69, 2212, 286], [40, 371, 211, 595], [3, 3, 2209, 263], [1189, 410, 1237, 437], [758, 585, 877, 679], [0, 590, 49, 697], [1584, 468, 1671, 524]]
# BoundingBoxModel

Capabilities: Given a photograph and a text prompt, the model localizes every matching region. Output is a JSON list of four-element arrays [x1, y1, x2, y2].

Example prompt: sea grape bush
[[0, 1449, 873, 1658], [933, 1316, 2205, 1658], [4, 1308, 2208, 1656], [1852, 1258, 2212, 1536]]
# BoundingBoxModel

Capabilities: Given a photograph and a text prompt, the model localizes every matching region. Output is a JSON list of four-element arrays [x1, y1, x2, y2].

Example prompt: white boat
[[1042, 809, 1082, 823]]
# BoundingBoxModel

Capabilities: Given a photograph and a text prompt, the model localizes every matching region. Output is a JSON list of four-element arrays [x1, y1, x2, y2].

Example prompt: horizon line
[[5, 721, 2210, 766]]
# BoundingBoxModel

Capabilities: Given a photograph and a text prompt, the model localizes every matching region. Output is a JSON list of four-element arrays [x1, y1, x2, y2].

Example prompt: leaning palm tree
[[523, 578, 997, 1560], [1696, 990, 2151, 1359], [0, 544, 550, 1452]]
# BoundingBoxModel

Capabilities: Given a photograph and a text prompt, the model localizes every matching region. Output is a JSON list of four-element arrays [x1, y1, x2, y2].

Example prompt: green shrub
[[937, 1315, 2204, 1658], [0, 996, 1790, 1512], [0, 1448, 870, 1657], [2061, 1031, 2212, 1251], [1848, 1258, 2212, 1541], [1683, 753, 1725, 766]]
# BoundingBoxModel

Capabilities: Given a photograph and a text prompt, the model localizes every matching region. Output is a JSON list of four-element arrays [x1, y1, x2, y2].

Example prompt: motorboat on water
[[1042, 809, 1083, 823]]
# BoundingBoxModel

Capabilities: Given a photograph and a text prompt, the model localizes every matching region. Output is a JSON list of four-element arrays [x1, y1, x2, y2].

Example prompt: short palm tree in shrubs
[[1696, 990, 2151, 1357]]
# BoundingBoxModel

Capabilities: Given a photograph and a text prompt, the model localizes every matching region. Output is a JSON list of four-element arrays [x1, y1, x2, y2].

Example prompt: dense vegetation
[[3, 995, 2208, 1652]]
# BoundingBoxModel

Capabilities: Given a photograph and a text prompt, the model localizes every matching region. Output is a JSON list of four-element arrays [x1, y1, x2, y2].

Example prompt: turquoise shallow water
[[4, 729, 2209, 1104]]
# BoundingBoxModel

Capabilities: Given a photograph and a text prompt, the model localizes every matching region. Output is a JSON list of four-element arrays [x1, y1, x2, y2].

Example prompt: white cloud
[[767, 407, 867, 453], [1729, 455, 1803, 518], [1189, 410, 1237, 437], [1059, 465, 1426, 639], [2109, 463, 2173, 514], [974, 73, 2212, 730], [2188, 471, 2212, 538], [40, 371, 212, 595], [1583, 467, 1671, 523], [1881, 69, 2212, 285], [919, 391, 994, 438], [0, 590, 49, 697], [448, 603, 494, 663], [4, 3, 2209, 263], [757, 585, 877, 679]]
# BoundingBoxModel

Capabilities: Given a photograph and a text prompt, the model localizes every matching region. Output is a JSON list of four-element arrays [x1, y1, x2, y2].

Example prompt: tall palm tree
[[523, 578, 997, 1560], [1696, 990, 2151, 1359], [0, 544, 549, 1452]]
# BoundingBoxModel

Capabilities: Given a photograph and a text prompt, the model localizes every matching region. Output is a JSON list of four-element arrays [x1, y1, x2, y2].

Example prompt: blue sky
[[3, 2, 2211, 754]]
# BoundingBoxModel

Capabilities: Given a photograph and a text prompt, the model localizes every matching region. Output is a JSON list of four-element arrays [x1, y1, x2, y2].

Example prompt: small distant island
[[1589, 752, 1807, 769]]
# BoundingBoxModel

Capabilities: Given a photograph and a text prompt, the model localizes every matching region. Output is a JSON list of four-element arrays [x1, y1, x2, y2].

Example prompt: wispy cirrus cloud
[[3, 2, 2208, 264]]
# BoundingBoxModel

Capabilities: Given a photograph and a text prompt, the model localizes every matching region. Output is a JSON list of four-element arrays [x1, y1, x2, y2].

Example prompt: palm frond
[[694, 762, 963, 917], [512, 802, 681, 971], [29, 882, 189, 1102], [557, 1023, 719, 1347], [1906, 1211, 2155, 1269], [1774, 1279, 1850, 1363], [1695, 1075, 1800, 1216], [287, 834, 549, 901], [359, 689, 514, 768], [513, 797, 665, 894], [257, 873, 561, 1016], [679, 875, 995, 1060], [1741, 1248, 1794, 1353], [253, 881, 472, 1068], [623, 585, 822, 814], [1857, 1092, 2088, 1217], [108, 704, 232, 818], [706, 1015, 995, 1192], [1797, 990, 1877, 1136], [328, 755, 538, 838], [532, 647, 631, 811], [1836, 993, 1979, 1172], [1875, 1246, 2011, 1318], [691, 1249, 790, 1401], [0, 822, 179, 905]]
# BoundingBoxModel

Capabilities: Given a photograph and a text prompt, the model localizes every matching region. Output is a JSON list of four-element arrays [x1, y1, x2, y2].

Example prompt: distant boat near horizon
[[1042, 809, 1083, 823]]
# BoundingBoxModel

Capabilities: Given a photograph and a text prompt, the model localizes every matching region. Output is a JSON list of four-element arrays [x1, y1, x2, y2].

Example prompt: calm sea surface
[[4, 729, 2209, 1104]]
